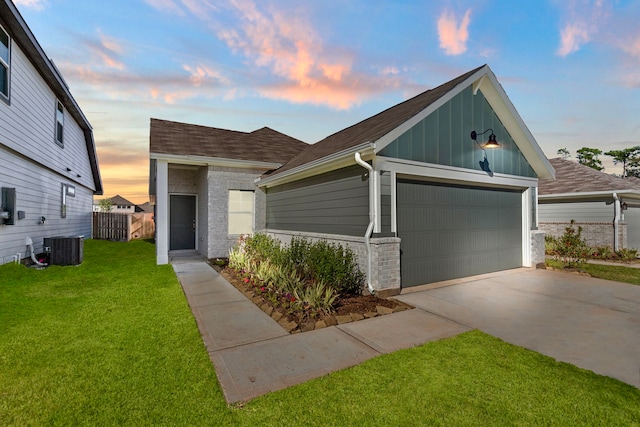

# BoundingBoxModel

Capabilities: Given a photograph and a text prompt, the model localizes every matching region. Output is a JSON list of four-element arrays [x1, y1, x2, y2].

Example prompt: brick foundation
[[266, 229, 401, 293]]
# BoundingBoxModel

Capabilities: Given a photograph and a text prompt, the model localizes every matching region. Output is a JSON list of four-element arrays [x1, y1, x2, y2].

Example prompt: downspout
[[354, 152, 376, 294], [613, 193, 621, 251]]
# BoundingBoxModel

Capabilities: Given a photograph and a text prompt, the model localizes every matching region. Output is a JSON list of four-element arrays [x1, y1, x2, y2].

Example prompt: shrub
[[551, 220, 590, 268], [592, 246, 613, 260], [544, 235, 557, 255], [615, 248, 638, 263], [301, 240, 364, 295]]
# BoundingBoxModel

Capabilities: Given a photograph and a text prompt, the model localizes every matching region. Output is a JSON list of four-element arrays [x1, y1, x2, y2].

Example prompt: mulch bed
[[210, 262, 412, 334]]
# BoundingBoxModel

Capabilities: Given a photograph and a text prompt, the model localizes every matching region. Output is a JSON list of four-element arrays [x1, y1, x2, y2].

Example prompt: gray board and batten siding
[[266, 165, 370, 237], [397, 180, 523, 287], [379, 86, 536, 178]]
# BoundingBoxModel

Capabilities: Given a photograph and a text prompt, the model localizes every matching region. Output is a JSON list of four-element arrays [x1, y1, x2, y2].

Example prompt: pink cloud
[[555, 0, 611, 57], [437, 9, 472, 56], [557, 23, 591, 56]]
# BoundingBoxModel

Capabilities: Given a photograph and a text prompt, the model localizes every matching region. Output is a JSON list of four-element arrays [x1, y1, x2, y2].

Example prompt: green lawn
[[546, 258, 640, 285], [2, 240, 639, 426]]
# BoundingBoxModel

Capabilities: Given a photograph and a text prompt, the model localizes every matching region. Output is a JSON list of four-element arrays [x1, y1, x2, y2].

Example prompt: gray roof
[[0, 0, 102, 194], [539, 158, 640, 196], [266, 65, 485, 178], [149, 118, 308, 165]]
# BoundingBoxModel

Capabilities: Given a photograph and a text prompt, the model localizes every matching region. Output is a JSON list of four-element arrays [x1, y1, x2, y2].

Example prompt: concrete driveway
[[395, 268, 640, 388]]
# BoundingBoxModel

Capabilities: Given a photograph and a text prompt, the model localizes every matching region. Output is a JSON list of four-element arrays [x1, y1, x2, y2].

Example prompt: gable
[[379, 86, 536, 178]]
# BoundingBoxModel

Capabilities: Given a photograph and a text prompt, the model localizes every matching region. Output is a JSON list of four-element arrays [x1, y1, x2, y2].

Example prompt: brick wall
[[539, 221, 627, 249], [206, 166, 266, 258], [266, 229, 401, 293], [530, 230, 546, 267]]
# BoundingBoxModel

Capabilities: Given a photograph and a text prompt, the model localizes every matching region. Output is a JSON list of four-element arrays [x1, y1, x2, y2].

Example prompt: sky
[[12, 0, 640, 204]]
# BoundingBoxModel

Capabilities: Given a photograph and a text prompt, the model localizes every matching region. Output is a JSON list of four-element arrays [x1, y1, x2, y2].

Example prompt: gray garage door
[[398, 180, 522, 287]]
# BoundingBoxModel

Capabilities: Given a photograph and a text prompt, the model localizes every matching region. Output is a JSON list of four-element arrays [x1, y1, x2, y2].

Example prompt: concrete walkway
[[173, 256, 640, 402], [171, 257, 469, 403]]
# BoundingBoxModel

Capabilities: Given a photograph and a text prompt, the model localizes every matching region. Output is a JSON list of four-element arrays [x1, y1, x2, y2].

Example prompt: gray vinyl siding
[[380, 170, 392, 234], [0, 35, 95, 265], [0, 146, 93, 264], [538, 202, 614, 223], [0, 37, 95, 191], [266, 165, 369, 236], [380, 86, 536, 178]]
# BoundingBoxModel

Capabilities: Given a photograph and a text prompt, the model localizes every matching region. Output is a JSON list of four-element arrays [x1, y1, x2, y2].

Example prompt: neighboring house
[[93, 195, 139, 214], [0, 0, 102, 265], [150, 64, 554, 294], [539, 158, 640, 250]]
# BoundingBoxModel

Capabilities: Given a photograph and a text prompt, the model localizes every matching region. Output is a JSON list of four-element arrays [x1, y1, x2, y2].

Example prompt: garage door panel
[[398, 180, 522, 287]]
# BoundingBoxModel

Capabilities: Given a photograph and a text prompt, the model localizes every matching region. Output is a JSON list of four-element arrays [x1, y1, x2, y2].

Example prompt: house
[[149, 119, 308, 260], [150, 64, 554, 294], [93, 195, 139, 214], [539, 158, 640, 250], [0, 0, 102, 265]]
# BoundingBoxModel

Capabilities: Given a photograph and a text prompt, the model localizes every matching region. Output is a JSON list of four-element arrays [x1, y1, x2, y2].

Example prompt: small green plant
[[615, 248, 638, 263], [592, 246, 613, 260], [293, 282, 338, 315], [551, 220, 590, 269], [544, 235, 558, 255]]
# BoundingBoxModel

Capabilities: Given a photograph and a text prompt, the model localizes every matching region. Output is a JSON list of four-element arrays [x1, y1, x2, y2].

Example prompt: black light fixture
[[471, 128, 500, 149]]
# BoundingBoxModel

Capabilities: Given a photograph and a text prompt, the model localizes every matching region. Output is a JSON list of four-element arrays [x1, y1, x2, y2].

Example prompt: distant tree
[[98, 198, 113, 212], [576, 147, 604, 171], [605, 146, 640, 178], [557, 147, 571, 159]]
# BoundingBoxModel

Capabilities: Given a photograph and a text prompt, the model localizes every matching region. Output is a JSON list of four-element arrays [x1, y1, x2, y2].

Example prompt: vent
[[44, 236, 84, 266]]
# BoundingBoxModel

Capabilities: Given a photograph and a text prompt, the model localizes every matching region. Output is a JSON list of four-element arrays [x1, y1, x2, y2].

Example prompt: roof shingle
[[266, 65, 485, 178], [150, 119, 308, 165], [539, 158, 640, 195]]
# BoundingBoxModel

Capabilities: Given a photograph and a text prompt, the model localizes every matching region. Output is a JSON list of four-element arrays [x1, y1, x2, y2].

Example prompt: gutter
[[256, 142, 375, 188], [354, 152, 376, 294]]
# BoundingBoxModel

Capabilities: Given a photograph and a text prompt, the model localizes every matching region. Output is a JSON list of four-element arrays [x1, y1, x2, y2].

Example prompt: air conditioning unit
[[43, 236, 84, 266]]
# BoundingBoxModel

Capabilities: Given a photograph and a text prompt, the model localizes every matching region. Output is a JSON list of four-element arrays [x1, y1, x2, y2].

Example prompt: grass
[[546, 258, 640, 285], [2, 240, 639, 426]]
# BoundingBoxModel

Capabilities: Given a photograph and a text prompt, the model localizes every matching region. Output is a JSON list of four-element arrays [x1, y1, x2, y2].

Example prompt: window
[[55, 101, 64, 146], [228, 190, 254, 235], [61, 183, 75, 218], [0, 25, 9, 100]]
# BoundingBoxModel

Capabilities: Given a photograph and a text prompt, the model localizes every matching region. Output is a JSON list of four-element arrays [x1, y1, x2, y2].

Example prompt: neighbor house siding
[[266, 165, 369, 237], [379, 86, 535, 178], [0, 146, 92, 263], [0, 31, 96, 265], [0, 40, 95, 191], [539, 202, 613, 222]]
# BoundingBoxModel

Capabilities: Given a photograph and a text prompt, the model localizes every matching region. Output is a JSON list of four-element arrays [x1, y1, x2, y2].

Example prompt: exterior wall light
[[471, 129, 500, 149]]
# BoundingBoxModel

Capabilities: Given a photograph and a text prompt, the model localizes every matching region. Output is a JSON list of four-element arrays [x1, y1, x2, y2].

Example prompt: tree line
[[557, 146, 640, 178]]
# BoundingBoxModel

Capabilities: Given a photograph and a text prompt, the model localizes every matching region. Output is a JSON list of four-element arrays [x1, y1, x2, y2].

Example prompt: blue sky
[[14, 0, 640, 203]]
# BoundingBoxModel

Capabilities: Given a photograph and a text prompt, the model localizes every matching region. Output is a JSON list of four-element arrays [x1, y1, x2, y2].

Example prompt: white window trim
[[0, 24, 10, 102], [55, 100, 64, 147], [228, 190, 255, 236]]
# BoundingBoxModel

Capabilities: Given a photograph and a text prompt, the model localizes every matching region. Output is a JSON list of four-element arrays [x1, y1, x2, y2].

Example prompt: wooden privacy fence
[[93, 212, 155, 241]]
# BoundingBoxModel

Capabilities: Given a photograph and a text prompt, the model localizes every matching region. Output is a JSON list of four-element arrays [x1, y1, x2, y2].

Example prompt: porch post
[[156, 160, 169, 264]]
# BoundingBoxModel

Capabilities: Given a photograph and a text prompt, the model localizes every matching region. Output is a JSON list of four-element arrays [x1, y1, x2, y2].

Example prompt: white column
[[156, 160, 169, 264]]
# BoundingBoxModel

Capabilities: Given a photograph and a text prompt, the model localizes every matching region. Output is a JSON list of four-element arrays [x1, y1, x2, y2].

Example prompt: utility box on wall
[[1, 187, 16, 225], [44, 236, 84, 266]]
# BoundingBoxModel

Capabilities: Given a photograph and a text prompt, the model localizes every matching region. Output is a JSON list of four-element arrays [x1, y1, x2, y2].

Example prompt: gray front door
[[397, 180, 522, 287], [170, 195, 196, 250]]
